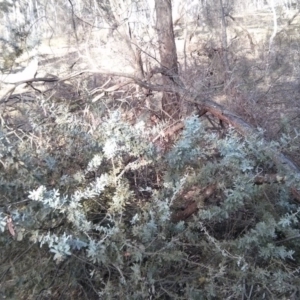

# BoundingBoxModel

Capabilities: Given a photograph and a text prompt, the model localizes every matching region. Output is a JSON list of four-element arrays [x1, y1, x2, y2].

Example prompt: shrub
[[1, 99, 300, 299]]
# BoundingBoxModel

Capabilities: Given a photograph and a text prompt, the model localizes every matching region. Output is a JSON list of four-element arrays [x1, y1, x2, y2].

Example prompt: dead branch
[[171, 185, 216, 222], [0, 77, 59, 103], [254, 174, 286, 185], [67, 69, 299, 174], [291, 187, 300, 203], [4, 69, 298, 176]]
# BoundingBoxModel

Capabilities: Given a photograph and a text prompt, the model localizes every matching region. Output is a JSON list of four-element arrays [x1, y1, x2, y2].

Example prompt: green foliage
[[1, 98, 300, 299]]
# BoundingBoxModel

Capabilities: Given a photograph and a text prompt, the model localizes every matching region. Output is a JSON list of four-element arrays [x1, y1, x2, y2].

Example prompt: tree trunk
[[155, 0, 181, 119], [107, 0, 145, 79], [219, 0, 230, 82]]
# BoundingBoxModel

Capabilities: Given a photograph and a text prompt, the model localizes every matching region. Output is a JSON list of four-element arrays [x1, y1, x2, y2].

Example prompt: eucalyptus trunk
[[155, 0, 181, 119]]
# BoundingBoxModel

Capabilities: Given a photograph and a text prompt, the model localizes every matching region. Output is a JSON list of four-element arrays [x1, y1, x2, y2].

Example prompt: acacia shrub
[[0, 98, 300, 299]]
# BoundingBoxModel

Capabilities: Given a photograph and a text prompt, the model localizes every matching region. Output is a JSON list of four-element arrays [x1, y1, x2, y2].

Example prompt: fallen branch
[[74, 69, 300, 173], [0, 77, 59, 103], [254, 174, 286, 185], [4, 69, 299, 175], [171, 185, 216, 222]]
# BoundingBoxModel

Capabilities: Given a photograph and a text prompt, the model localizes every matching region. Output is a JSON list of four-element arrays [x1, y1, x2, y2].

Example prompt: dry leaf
[[7, 216, 15, 237], [92, 92, 105, 103]]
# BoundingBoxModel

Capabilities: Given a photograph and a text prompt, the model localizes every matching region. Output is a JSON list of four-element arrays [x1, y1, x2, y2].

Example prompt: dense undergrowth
[[1, 0, 300, 298], [1, 95, 300, 299]]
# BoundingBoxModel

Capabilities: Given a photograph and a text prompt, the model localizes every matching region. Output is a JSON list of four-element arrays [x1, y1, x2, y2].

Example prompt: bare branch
[[3, 68, 298, 175]]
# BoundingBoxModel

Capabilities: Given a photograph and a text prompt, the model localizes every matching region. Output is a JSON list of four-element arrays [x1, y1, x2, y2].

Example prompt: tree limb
[[76, 69, 299, 174], [3, 69, 298, 175]]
